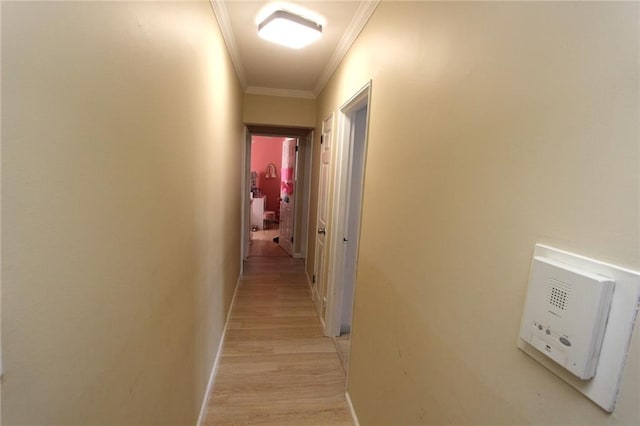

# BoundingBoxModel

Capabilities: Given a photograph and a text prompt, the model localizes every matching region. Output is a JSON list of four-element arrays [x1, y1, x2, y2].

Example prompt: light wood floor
[[202, 257, 352, 425], [248, 225, 289, 258], [334, 333, 351, 373]]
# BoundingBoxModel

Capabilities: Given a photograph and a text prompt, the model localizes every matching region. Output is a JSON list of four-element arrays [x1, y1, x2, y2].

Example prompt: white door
[[313, 116, 332, 320], [325, 82, 371, 338], [279, 138, 297, 256]]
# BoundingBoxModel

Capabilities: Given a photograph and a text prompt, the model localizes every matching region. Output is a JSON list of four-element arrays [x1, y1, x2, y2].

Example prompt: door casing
[[313, 115, 334, 323], [278, 138, 297, 256], [324, 81, 372, 338], [241, 126, 314, 261]]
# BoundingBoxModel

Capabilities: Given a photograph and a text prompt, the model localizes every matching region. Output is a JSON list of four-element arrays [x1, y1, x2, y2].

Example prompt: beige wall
[[244, 94, 316, 128], [312, 2, 639, 424], [2, 1, 243, 423]]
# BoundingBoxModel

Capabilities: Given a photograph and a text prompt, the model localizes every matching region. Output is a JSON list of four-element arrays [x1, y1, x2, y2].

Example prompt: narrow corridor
[[202, 257, 351, 425]]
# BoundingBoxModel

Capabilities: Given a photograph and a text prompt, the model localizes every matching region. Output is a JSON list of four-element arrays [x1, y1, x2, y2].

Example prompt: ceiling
[[211, 1, 379, 98]]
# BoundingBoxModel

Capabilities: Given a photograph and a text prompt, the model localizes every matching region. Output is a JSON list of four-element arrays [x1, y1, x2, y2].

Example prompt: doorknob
[[317, 227, 326, 235]]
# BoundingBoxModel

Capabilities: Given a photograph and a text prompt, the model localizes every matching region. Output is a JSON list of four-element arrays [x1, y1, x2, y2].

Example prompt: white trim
[[345, 392, 360, 426], [313, 1, 380, 96], [245, 86, 316, 99], [325, 82, 372, 337], [196, 278, 241, 426], [307, 270, 325, 323], [305, 270, 314, 291], [209, 0, 378, 98], [325, 111, 349, 335], [313, 114, 334, 329], [209, 0, 247, 90]]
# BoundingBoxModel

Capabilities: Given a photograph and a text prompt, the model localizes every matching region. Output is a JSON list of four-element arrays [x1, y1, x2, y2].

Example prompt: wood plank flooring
[[202, 257, 351, 425], [334, 333, 351, 374], [248, 226, 289, 258]]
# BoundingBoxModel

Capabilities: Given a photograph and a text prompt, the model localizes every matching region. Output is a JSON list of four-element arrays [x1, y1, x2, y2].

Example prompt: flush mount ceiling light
[[258, 10, 322, 49]]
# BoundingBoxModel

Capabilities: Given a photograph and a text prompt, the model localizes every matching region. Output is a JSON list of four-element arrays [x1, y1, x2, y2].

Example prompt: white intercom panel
[[519, 256, 615, 380]]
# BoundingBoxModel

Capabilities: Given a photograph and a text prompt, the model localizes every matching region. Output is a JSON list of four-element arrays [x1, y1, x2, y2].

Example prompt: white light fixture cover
[[258, 10, 322, 49]]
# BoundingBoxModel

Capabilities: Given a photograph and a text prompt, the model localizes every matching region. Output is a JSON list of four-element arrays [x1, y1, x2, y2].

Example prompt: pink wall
[[251, 136, 284, 213]]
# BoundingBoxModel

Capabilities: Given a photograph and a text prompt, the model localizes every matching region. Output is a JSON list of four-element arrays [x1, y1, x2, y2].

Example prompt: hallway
[[202, 257, 351, 425], [3, 2, 638, 424]]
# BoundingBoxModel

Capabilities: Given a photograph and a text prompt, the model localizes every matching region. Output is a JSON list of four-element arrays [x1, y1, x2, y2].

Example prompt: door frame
[[242, 126, 314, 260], [312, 114, 334, 324], [325, 81, 372, 337], [240, 126, 251, 273], [299, 131, 314, 260], [278, 137, 298, 256]]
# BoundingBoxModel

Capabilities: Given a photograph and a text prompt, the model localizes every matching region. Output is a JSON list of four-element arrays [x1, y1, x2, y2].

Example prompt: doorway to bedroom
[[242, 126, 314, 261], [248, 135, 289, 258]]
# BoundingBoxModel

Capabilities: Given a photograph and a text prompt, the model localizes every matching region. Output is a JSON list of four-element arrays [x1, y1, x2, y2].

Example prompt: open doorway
[[248, 135, 290, 258], [323, 82, 371, 373], [242, 126, 314, 261]]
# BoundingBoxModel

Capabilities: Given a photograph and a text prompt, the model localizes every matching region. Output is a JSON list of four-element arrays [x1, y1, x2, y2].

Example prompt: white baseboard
[[293, 252, 305, 259], [196, 278, 241, 426], [306, 271, 326, 326], [345, 391, 359, 426], [305, 270, 314, 290]]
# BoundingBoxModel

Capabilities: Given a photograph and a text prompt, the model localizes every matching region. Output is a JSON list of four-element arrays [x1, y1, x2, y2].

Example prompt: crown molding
[[313, 0, 380, 96], [209, 0, 247, 90], [245, 86, 316, 99]]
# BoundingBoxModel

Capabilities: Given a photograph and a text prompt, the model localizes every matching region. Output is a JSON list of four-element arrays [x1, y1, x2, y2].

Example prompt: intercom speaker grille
[[548, 277, 571, 311]]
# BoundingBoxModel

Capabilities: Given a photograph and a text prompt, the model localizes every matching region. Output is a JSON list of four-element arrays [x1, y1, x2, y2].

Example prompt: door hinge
[[312, 274, 316, 283], [295, 145, 299, 152], [291, 237, 294, 243], [320, 135, 324, 145]]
